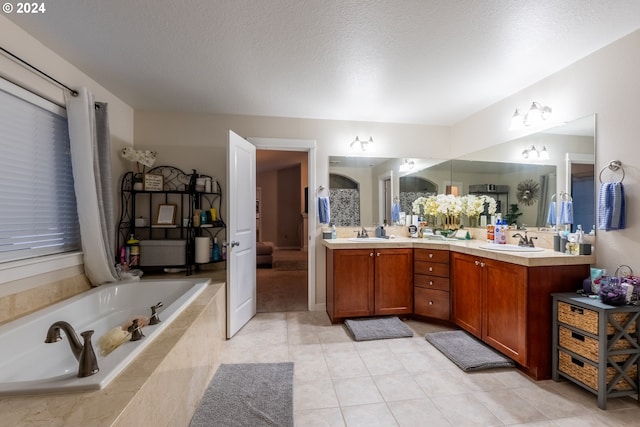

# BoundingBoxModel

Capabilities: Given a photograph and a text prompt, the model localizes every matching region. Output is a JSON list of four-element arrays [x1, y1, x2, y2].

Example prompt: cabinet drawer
[[558, 326, 634, 363], [414, 249, 449, 264], [558, 301, 637, 335], [414, 287, 449, 320], [558, 350, 637, 392], [414, 275, 449, 291], [415, 261, 449, 277]]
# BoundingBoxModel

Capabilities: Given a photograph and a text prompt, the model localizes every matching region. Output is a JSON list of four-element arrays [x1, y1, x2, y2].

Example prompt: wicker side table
[[552, 293, 640, 409]]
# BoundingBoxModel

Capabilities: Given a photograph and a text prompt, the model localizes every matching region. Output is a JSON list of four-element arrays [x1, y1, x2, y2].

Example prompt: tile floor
[[221, 311, 640, 427]]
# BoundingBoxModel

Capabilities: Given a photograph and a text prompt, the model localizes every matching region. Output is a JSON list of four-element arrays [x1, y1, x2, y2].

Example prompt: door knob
[[230, 241, 240, 248]]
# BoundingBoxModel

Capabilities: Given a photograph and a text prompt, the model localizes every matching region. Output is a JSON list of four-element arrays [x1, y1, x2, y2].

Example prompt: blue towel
[[318, 196, 330, 224], [559, 200, 573, 225], [392, 203, 400, 224], [598, 182, 626, 231], [546, 201, 556, 225]]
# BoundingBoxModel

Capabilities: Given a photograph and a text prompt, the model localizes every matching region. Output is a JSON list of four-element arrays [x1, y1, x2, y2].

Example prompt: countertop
[[322, 237, 595, 267]]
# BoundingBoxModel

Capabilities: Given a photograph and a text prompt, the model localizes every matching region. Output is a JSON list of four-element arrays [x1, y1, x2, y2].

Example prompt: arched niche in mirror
[[329, 173, 360, 226], [399, 176, 437, 215]]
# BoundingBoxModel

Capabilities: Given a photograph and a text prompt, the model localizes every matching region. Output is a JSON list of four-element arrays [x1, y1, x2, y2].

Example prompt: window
[[0, 78, 80, 263]]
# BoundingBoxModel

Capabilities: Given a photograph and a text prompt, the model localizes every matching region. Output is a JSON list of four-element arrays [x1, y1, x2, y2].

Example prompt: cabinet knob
[[429, 253, 433, 258], [428, 267, 433, 272], [370, 252, 374, 257], [480, 262, 485, 267], [475, 260, 480, 266], [428, 301, 434, 305], [377, 252, 380, 257], [429, 280, 434, 286]]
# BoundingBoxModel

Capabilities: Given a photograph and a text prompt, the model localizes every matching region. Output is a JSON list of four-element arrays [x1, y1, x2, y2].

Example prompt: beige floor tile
[[372, 373, 427, 402], [387, 398, 453, 427], [294, 407, 346, 427], [341, 403, 399, 427], [359, 349, 406, 376], [474, 389, 548, 424], [333, 376, 384, 407], [512, 385, 594, 419], [431, 394, 503, 426], [294, 378, 340, 411], [294, 357, 331, 381], [414, 369, 482, 397], [325, 354, 370, 378]]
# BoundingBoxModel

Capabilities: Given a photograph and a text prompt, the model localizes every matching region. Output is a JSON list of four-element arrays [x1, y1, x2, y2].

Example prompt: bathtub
[[0, 278, 210, 395]]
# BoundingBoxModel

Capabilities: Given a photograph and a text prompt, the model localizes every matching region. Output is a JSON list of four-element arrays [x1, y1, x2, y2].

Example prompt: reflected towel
[[318, 196, 330, 224], [392, 203, 400, 223], [598, 182, 625, 231], [546, 201, 556, 225], [559, 201, 573, 224]]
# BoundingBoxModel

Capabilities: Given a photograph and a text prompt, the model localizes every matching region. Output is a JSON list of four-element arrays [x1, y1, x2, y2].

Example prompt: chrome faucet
[[45, 321, 99, 378], [358, 227, 369, 238], [149, 302, 164, 325], [512, 232, 537, 247]]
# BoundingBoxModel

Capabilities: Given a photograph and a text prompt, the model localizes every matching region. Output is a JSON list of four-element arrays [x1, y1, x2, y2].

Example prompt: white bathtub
[[0, 278, 209, 395]]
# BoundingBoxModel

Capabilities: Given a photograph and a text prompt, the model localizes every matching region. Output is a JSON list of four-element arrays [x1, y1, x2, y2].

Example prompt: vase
[[441, 215, 460, 230], [468, 215, 479, 228]]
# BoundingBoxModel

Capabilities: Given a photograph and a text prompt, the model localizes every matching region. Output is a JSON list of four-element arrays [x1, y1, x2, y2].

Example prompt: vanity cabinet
[[451, 252, 589, 379], [326, 248, 413, 323], [413, 249, 450, 321]]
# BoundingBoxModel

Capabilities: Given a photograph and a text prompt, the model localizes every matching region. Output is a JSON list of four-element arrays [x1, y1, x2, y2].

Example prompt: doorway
[[255, 149, 309, 312]]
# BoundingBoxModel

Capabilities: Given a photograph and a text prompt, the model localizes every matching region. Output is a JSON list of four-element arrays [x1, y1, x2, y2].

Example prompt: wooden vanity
[[324, 238, 594, 380]]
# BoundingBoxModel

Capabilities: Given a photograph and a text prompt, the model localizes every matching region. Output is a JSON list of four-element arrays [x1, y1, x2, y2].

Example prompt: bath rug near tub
[[344, 316, 414, 341], [190, 362, 293, 427], [425, 330, 515, 372]]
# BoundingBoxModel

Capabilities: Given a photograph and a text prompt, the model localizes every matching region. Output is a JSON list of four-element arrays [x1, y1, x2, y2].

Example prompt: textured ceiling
[[7, 0, 640, 125]]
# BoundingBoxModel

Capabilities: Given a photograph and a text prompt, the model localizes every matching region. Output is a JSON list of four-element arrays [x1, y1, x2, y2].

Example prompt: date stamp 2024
[[3, 2, 47, 14]]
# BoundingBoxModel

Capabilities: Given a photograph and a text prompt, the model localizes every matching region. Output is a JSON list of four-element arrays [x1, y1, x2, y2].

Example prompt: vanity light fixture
[[521, 145, 550, 160], [510, 102, 552, 129], [350, 136, 374, 152], [399, 159, 415, 172]]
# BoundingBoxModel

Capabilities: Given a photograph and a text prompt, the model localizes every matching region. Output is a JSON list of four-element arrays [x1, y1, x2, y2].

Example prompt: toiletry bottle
[[487, 223, 494, 243], [331, 224, 337, 239], [576, 225, 584, 243], [494, 215, 502, 244], [127, 234, 140, 267], [212, 237, 221, 261]]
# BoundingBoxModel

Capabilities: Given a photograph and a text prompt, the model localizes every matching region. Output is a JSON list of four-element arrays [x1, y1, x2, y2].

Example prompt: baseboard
[[310, 303, 326, 312]]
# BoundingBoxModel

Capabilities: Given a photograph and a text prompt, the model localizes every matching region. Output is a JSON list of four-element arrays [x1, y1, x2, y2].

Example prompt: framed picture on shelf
[[144, 173, 164, 191], [155, 204, 176, 225]]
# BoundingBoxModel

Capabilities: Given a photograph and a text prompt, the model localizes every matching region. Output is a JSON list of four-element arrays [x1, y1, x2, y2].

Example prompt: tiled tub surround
[[0, 278, 210, 394], [0, 281, 226, 426]]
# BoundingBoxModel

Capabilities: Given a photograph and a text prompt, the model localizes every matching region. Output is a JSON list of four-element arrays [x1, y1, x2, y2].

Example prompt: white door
[[227, 130, 256, 338]]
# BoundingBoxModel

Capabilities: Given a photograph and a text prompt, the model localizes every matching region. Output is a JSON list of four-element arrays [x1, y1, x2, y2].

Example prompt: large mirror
[[328, 115, 595, 231]]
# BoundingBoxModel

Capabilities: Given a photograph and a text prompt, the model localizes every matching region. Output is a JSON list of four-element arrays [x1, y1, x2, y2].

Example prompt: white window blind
[[0, 78, 80, 263]]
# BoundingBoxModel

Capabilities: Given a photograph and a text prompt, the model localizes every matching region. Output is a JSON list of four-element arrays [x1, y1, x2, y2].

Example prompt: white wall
[[452, 28, 640, 274], [0, 16, 134, 293]]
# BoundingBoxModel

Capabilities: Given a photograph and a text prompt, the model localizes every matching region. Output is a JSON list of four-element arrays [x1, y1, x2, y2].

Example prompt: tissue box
[[140, 240, 186, 266]]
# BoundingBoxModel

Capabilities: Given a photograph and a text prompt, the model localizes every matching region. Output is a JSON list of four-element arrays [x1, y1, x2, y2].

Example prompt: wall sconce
[[510, 102, 552, 129], [350, 136, 374, 152], [521, 145, 550, 160], [399, 159, 415, 172]]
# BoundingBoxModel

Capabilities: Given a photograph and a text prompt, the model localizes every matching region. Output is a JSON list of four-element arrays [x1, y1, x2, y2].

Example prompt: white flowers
[[413, 194, 497, 218], [121, 147, 157, 172]]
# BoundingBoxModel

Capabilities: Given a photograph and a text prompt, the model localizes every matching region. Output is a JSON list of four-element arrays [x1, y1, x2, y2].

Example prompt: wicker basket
[[559, 326, 634, 363], [558, 301, 637, 335], [558, 351, 637, 391]]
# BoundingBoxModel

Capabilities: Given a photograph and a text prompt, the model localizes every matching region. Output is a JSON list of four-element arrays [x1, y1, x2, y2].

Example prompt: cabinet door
[[483, 259, 528, 365], [332, 249, 375, 318], [451, 252, 483, 338], [375, 249, 413, 315]]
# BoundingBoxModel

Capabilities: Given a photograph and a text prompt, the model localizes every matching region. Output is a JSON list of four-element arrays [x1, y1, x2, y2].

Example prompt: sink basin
[[479, 244, 544, 252], [347, 237, 390, 242]]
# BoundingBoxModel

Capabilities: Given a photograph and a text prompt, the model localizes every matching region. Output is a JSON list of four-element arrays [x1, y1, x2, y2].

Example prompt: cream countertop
[[322, 237, 595, 268]]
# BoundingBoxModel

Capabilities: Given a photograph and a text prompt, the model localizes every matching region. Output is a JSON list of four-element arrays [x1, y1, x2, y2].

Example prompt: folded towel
[[599, 182, 626, 231], [559, 200, 573, 225], [392, 203, 400, 224], [318, 196, 331, 224], [546, 201, 556, 225]]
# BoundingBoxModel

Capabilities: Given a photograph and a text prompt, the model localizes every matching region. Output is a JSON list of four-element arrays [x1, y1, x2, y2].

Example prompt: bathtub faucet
[[44, 321, 99, 378]]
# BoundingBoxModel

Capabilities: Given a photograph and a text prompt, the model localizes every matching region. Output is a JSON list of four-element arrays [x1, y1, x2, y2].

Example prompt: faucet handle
[[149, 302, 164, 325]]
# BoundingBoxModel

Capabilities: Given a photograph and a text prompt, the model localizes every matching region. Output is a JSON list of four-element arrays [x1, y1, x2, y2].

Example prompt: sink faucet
[[512, 232, 537, 247], [45, 321, 99, 378], [358, 227, 369, 238]]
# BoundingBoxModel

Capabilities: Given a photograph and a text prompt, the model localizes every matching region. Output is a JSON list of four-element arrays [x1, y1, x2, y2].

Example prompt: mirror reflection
[[329, 115, 595, 231]]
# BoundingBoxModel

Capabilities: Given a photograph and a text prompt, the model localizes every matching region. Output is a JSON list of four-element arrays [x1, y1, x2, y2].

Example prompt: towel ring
[[599, 160, 625, 183], [317, 185, 329, 197]]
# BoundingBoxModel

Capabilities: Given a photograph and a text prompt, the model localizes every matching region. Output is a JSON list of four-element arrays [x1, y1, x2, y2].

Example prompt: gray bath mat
[[344, 316, 414, 341], [190, 362, 294, 427], [425, 330, 515, 372]]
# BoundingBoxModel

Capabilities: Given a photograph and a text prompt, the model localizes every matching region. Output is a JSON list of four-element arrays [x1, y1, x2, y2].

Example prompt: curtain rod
[[0, 46, 78, 96]]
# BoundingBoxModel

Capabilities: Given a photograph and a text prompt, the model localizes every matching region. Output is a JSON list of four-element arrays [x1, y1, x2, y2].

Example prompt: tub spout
[[45, 321, 99, 377]]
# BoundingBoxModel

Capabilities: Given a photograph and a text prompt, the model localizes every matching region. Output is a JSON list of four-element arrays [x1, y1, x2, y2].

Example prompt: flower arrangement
[[412, 194, 497, 229], [121, 147, 157, 174]]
